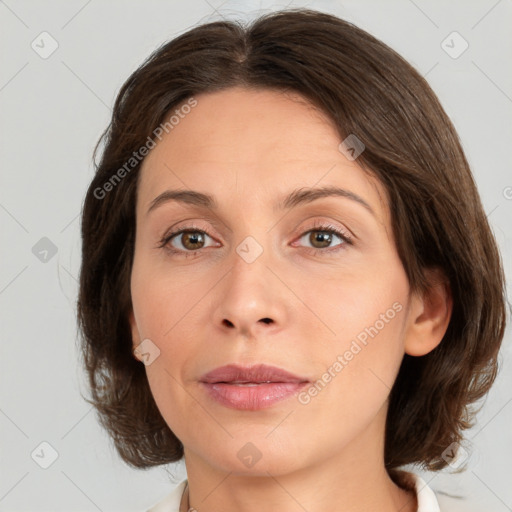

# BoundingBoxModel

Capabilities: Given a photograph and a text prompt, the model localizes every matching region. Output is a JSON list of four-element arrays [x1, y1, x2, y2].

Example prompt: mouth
[[200, 363, 308, 384], [199, 363, 310, 410], [221, 382, 273, 386]]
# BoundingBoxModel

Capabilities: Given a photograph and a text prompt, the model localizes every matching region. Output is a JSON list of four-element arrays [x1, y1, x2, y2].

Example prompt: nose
[[212, 246, 288, 339]]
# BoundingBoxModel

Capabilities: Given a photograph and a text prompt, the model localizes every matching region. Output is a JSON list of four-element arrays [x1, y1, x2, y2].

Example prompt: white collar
[[408, 472, 441, 512]]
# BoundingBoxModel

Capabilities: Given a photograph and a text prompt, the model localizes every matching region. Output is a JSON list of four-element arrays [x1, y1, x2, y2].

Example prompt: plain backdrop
[[1, 0, 511, 511]]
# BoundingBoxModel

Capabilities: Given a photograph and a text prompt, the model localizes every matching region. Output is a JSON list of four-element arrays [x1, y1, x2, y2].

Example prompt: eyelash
[[157, 221, 353, 258]]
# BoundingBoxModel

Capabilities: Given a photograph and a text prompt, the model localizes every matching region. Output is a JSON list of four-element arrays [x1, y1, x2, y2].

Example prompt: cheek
[[297, 252, 409, 353], [130, 261, 206, 432], [294, 260, 409, 412], [131, 255, 204, 339], [291, 287, 407, 457]]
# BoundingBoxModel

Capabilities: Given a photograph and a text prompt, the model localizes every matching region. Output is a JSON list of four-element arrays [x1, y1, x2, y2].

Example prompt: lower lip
[[200, 381, 309, 410]]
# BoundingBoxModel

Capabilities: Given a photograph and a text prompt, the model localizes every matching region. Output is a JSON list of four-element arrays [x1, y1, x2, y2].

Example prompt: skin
[[128, 86, 452, 512]]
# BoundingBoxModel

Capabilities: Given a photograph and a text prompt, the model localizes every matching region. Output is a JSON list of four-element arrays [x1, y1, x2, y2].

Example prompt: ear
[[128, 308, 143, 362], [404, 267, 453, 357]]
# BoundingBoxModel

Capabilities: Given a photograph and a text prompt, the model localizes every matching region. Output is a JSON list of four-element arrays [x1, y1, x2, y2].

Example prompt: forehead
[[143, 86, 340, 165], [137, 86, 389, 225]]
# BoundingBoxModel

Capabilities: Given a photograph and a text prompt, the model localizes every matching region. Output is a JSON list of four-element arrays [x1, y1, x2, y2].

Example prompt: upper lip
[[200, 364, 309, 384]]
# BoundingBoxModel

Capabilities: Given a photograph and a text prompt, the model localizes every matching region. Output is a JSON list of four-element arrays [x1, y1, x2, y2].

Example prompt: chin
[[199, 435, 309, 477]]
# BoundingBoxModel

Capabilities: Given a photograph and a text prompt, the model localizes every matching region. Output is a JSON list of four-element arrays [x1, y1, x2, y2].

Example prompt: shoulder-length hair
[[77, 8, 508, 474]]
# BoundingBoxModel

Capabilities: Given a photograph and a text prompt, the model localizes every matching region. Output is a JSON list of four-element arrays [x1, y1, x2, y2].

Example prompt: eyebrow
[[146, 185, 375, 217]]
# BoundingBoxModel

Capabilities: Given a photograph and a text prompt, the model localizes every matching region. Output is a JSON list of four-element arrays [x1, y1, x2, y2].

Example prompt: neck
[[181, 404, 417, 512]]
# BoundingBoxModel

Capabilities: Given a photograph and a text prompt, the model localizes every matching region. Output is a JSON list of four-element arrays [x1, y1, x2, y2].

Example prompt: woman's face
[[129, 86, 416, 476]]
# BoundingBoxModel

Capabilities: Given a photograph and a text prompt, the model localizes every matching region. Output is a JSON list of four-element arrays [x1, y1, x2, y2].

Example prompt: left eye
[[296, 227, 350, 250]]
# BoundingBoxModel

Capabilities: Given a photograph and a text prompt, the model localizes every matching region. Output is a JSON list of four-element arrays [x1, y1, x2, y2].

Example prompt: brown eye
[[297, 227, 349, 251], [308, 230, 334, 248], [179, 231, 206, 250], [161, 229, 216, 252]]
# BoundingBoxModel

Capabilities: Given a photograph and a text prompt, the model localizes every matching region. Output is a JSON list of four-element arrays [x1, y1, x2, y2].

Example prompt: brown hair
[[77, 8, 508, 473]]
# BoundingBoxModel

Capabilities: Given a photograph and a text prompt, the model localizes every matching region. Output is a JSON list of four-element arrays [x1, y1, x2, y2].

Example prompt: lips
[[199, 364, 310, 410], [200, 363, 308, 385]]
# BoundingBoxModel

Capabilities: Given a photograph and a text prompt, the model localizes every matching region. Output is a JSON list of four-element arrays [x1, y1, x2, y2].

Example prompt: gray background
[[0, 0, 511, 510]]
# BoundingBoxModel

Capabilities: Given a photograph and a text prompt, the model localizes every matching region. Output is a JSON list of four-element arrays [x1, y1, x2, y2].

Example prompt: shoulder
[[145, 479, 188, 512], [406, 471, 475, 512], [405, 472, 441, 511], [435, 491, 476, 512]]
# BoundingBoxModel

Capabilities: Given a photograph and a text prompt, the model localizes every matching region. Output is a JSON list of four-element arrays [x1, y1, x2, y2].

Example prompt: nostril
[[260, 318, 273, 324], [222, 319, 235, 327]]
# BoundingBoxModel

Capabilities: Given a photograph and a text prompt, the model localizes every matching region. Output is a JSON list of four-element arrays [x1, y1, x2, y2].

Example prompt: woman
[[77, 8, 507, 512]]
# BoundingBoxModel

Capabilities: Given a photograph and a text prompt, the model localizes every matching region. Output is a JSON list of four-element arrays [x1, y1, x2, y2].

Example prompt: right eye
[[157, 226, 220, 256]]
